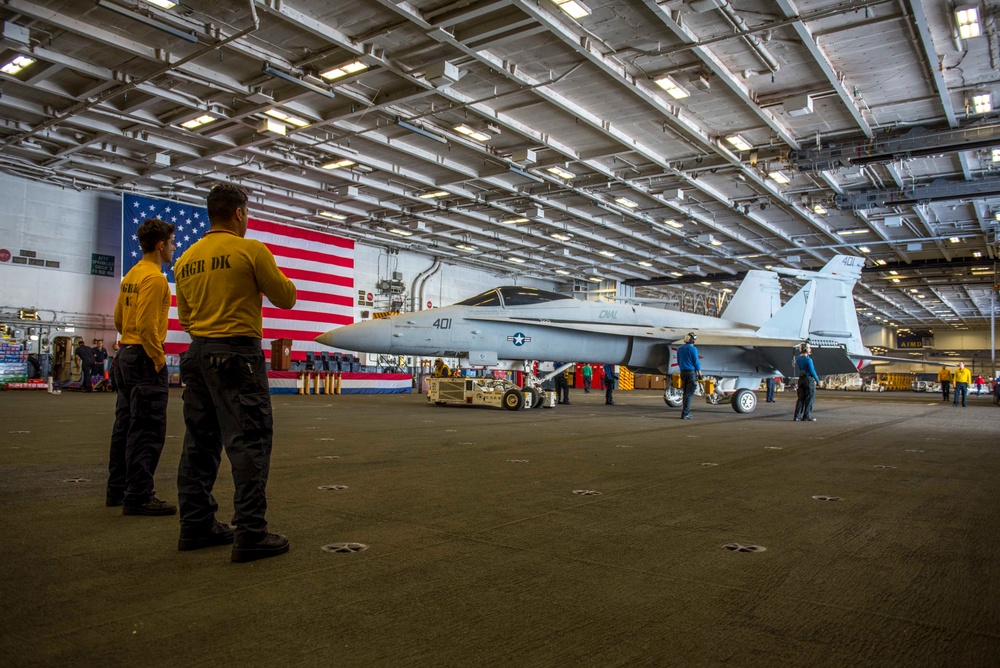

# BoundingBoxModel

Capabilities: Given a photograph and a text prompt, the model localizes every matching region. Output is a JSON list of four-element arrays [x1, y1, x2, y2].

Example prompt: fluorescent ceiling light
[[956, 6, 981, 39], [859, 246, 871, 253], [419, 190, 449, 199], [555, 269, 571, 275], [891, 278, 900, 283], [889, 270, 898, 275], [917, 294, 926, 299], [455, 243, 477, 251], [319, 211, 347, 220], [598, 250, 616, 257], [664, 219, 683, 228], [454, 124, 491, 141], [547, 166, 575, 179], [180, 114, 216, 129], [614, 197, 639, 208], [812, 204, 827, 215], [637, 261, 652, 267], [973, 251, 982, 257], [700, 281, 711, 286], [551, 233, 571, 241], [837, 228, 869, 235], [875, 259, 887, 265], [96, 0, 196, 42], [265, 109, 310, 128], [725, 134, 752, 152], [588, 277, 602, 282], [710, 238, 723, 246], [654, 75, 690, 99], [395, 118, 447, 144], [142, 0, 177, 7], [768, 170, 790, 184], [263, 64, 337, 100], [319, 60, 368, 80], [501, 217, 529, 224], [670, 271, 683, 277], [550, 0, 591, 19], [949, 236, 960, 243], [972, 93, 992, 114], [992, 148, 1000, 162], [323, 158, 355, 169], [388, 228, 413, 237], [508, 257, 526, 263], [1, 55, 35, 75], [909, 288, 918, 293]]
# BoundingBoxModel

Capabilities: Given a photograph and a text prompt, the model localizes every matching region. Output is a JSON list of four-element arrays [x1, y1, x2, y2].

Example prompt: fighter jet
[[316, 255, 918, 413]]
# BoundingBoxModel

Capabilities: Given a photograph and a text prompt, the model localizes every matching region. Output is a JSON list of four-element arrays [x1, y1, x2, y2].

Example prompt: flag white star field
[[122, 193, 354, 360]]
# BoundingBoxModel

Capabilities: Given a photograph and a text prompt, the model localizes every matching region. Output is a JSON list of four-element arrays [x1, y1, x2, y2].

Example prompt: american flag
[[121, 193, 355, 360]]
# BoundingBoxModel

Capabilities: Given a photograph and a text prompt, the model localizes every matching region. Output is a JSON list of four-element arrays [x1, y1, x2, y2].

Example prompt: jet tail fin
[[756, 280, 814, 340], [721, 270, 782, 327]]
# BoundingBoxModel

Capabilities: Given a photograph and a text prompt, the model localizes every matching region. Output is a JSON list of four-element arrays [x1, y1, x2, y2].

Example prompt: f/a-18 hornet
[[317, 255, 913, 414]]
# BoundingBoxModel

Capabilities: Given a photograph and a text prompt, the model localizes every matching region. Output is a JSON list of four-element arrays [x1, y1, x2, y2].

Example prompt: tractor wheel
[[503, 389, 524, 411]]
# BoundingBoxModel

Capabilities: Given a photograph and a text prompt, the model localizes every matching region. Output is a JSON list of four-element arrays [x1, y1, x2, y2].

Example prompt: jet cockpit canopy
[[456, 286, 571, 307]]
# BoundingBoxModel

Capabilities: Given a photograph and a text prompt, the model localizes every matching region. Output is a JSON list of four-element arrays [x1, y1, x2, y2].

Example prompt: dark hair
[[207, 183, 249, 224], [137, 218, 175, 253]]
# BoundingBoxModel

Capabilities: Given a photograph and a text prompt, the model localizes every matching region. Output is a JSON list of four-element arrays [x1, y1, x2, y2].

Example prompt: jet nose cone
[[315, 319, 392, 353]]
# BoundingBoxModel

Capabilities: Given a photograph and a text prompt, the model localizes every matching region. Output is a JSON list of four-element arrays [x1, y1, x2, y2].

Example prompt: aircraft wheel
[[664, 389, 682, 408], [523, 387, 541, 409], [503, 388, 524, 411], [732, 388, 757, 413]]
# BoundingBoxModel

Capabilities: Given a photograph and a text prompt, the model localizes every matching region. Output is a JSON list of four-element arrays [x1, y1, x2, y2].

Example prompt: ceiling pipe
[[409, 258, 440, 312], [714, 0, 780, 74], [418, 260, 444, 311]]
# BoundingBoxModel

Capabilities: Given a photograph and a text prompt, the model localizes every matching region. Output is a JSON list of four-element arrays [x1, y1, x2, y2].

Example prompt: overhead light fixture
[[501, 217, 529, 224], [637, 260, 653, 267], [508, 257, 526, 263], [322, 158, 355, 170], [972, 93, 992, 114], [992, 148, 1000, 162], [265, 109, 310, 128], [318, 211, 347, 220], [549, 0, 591, 19], [0, 55, 35, 75], [395, 118, 447, 144], [956, 5, 982, 39], [699, 281, 711, 286], [725, 134, 752, 152], [670, 271, 683, 277], [837, 228, 870, 235], [614, 197, 639, 208], [949, 236, 961, 243], [768, 170, 790, 184], [710, 238, 723, 246], [455, 243, 478, 251], [664, 219, 683, 228], [973, 251, 982, 257], [812, 204, 827, 215], [598, 250, 616, 257], [588, 276, 602, 283], [257, 117, 286, 136], [654, 75, 690, 99], [319, 60, 368, 81], [508, 166, 544, 183], [917, 294, 926, 299], [96, 0, 197, 42], [180, 114, 216, 130], [547, 166, 575, 179], [388, 228, 413, 237], [263, 64, 337, 100], [889, 270, 898, 275], [555, 269, 571, 275], [859, 246, 871, 253], [142, 0, 177, 7], [875, 259, 887, 266], [419, 190, 449, 199], [454, 124, 491, 141], [891, 278, 901, 283], [551, 233, 572, 241]]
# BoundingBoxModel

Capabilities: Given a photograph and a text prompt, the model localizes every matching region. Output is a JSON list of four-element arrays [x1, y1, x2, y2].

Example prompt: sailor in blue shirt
[[793, 343, 820, 422], [677, 332, 702, 419]]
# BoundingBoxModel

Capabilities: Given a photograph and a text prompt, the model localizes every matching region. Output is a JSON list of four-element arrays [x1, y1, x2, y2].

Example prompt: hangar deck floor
[[1, 388, 998, 666]]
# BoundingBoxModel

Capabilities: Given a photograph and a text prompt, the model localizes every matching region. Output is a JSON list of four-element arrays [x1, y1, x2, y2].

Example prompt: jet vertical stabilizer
[[721, 270, 782, 327], [756, 280, 815, 341]]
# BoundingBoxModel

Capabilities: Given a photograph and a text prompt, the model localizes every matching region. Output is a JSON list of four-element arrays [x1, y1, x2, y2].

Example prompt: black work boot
[[231, 532, 290, 563], [178, 521, 236, 551], [123, 497, 177, 516]]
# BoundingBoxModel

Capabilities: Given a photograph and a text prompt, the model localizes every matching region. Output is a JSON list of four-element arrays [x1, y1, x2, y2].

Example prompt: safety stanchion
[[297, 373, 304, 395], [335, 372, 341, 395]]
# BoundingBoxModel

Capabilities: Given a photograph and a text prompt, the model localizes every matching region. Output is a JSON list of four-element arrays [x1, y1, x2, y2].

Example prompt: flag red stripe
[[261, 307, 352, 325], [282, 266, 353, 287], [249, 218, 353, 249], [264, 242, 353, 269], [171, 289, 353, 309]]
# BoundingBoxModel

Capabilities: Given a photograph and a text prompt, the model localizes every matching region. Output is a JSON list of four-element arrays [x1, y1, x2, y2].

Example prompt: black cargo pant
[[107, 345, 169, 505], [680, 369, 698, 418], [177, 337, 273, 539], [941, 380, 950, 401], [794, 375, 816, 419]]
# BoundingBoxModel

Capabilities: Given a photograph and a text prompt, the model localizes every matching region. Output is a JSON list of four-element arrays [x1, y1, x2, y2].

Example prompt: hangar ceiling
[[0, 0, 998, 331]]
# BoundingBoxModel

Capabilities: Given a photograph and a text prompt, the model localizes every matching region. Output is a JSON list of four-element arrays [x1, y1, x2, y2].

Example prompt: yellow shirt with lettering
[[114, 259, 171, 369], [952, 367, 972, 384], [174, 229, 296, 338]]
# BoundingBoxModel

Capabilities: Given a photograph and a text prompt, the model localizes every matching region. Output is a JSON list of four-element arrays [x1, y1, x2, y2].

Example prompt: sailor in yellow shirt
[[432, 357, 450, 377], [174, 183, 296, 563], [952, 362, 972, 407], [108, 218, 177, 516], [937, 365, 952, 402]]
